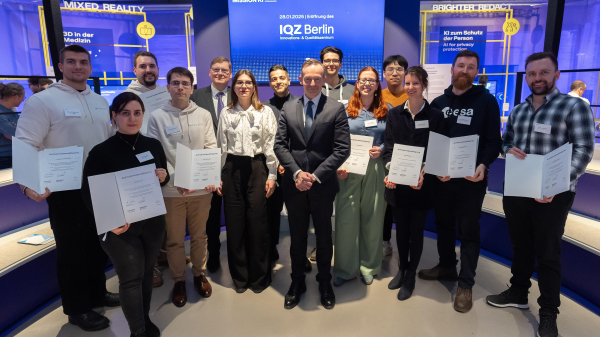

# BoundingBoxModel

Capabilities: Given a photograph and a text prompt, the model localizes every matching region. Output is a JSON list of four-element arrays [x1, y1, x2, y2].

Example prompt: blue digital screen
[[100, 86, 128, 106], [228, 0, 385, 82]]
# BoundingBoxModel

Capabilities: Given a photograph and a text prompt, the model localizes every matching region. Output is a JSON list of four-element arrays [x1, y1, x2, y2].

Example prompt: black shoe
[[207, 256, 221, 273], [304, 257, 312, 273], [284, 282, 307, 309], [486, 286, 529, 309], [68, 310, 110, 331], [418, 264, 458, 281], [235, 287, 248, 294], [130, 329, 147, 337], [145, 317, 161, 337], [397, 270, 416, 301], [319, 282, 336, 309], [95, 292, 120, 308], [388, 269, 405, 290], [537, 308, 558, 337]]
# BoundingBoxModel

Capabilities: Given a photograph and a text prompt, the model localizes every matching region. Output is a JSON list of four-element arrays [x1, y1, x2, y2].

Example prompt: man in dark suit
[[274, 59, 350, 310], [189, 56, 232, 273]]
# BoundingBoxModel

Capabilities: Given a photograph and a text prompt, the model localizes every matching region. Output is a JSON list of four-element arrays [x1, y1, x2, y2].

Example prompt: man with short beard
[[418, 50, 502, 313], [487, 52, 594, 337]]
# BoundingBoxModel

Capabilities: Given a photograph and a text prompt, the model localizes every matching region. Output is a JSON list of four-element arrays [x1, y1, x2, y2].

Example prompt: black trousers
[[222, 154, 271, 291], [267, 174, 284, 253], [100, 216, 165, 333], [206, 192, 223, 259], [286, 190, 334, 284], [47, 190, 108, 315], [432, 179, 487, 289], [394, 207, 428, 272], [0, 156, 11, 170], [383, 204, 394, 242], [503, 191, 575, 312]]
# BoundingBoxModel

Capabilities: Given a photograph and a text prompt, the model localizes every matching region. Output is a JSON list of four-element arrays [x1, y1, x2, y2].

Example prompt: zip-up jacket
[[321, 74, 355, 101]]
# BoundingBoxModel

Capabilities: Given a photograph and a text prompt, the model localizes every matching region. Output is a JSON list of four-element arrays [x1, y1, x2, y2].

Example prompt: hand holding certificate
[[88, 164, 167, 234], [388, 144, 425, 186], [424, 132, 479, 178], [138, 86, 171, 134], [12, 137, 84, 194], [339, 135, 373, 175], [174, 143, 221, 190]]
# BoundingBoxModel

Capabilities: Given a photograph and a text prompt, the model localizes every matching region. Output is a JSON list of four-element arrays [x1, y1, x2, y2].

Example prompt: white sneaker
[[383, 241, 393, 259]]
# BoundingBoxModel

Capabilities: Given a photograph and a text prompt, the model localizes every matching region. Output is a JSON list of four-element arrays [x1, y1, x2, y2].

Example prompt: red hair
[[347, 67, 388, 120]]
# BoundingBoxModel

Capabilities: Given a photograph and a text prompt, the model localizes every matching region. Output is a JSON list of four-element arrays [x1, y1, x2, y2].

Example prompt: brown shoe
[[454, 287, 473, 313], [172, 281, 187, 307], [194, 274, 212, 298], [152, 267, 164, 288], [418, 264, 458, 281]]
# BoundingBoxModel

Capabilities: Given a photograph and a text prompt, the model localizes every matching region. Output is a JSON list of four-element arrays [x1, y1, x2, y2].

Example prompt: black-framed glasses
[[358, 78, 378, 85], [170, 80, 191, 88], [322, 59, 340, 65]]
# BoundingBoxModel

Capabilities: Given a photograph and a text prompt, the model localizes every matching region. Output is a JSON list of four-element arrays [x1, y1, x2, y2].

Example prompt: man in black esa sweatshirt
[[418, 50, 501, 313]]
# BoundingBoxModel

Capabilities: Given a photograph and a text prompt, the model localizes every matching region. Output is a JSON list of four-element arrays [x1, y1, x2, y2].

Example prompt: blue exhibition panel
[[0, 184, 49, 236]]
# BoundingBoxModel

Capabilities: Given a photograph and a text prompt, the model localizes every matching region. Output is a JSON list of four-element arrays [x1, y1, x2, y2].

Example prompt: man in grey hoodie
[[320, 46, 355, 104], [125, 51, 160, 95]]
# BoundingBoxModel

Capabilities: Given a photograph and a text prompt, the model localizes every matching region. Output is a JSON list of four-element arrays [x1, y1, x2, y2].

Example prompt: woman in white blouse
[[217, 69, 279, 293]]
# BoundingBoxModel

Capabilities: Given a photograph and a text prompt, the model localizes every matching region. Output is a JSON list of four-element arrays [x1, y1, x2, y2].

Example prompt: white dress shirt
[[568, 91, 591, 105], [211, 84, 229, 116], [293, 93, 323, 183]]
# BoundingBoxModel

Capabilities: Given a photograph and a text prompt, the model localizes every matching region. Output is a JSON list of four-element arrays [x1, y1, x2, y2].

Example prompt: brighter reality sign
[[438, 26, 487, 69]]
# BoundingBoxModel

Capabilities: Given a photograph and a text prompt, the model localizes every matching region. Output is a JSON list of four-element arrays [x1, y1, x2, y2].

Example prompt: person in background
[[418, 49, 501, 313], [0, 83, 24, 169], [262, 64, 297, 263], [568, 80, 590, 105], [81, 92, 169, 337], [383, 66, 447, 300], [487, 52, 595, 337], [218, 69, 278, 293], [333, 67, 389, 287], [320, 46, 355, 103], [147, 67, 217, 307], [28, 77, 47, 94], [190, 56, 233, 273], [478, 74, 488, 87], [380, 54, 410, 259], [16, 45, 117, 331]]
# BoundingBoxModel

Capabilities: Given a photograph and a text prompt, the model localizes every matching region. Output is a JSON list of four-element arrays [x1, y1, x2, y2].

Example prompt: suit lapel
[[296, 97, 307, 144], [308, 94, 327, 141], [203, 86, 218, 129]]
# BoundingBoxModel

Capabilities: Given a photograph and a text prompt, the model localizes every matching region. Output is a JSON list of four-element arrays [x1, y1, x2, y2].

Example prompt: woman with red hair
[[333, 67, 390, 287]]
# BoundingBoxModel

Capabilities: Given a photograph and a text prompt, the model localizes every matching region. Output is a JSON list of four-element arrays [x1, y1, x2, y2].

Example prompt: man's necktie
[[216, 91, 224, 119], [304, 100, 314, 140]]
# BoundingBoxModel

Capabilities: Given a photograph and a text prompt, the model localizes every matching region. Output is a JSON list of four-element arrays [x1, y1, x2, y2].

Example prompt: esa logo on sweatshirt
[[442, 107, 474, 118]]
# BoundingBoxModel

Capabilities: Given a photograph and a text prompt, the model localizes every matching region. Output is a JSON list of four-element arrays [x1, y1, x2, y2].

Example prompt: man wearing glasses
[[190, 57, 232, 273], [147, 67, 218, 307], [320, 46, 355, 104], [381, 55, 409, 107]]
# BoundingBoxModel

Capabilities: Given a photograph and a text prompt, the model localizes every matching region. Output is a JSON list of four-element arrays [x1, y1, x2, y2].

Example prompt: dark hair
[[229, 69, 263, 111], [478, 75, 489, 85], [39, 78, 54, 86], [210, 56, 232, 70], [110, 92, 145, 123], [133, 51, 158, 67], [525, 52, 558, 71], [301, 58, 326, 76], [167, 67, 194, 84], [383, 55, 408, 71], [268, 64, 289, 78], [405, 66, 429, 89], [453, 50, 480, 68], [0, 83, 25, 99], [347, 67, 388, 121], [319, 46, 343, 62], [59, 45, 90, 64], [28, 77, 41, 85], [571, 80, 586, 91]]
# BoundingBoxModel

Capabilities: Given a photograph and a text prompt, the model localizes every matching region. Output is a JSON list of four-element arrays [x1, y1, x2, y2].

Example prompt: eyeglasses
[[385, 67, 405, 74], [235, 81, 253, 87], [358, 78, 378, 85], [211, 68, 231, 74], [322, 59, 340, 65], [170, 80, 191, 88]]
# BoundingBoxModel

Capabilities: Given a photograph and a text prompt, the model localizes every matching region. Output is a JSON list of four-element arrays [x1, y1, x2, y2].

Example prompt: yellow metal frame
[[185, 12, 194, 68]]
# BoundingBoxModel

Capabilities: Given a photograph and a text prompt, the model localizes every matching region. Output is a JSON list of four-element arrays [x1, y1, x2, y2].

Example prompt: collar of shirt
[[211, 84, 229, 98], [525, 87, 560, 106], [404, 100, 426, 115], [303, 92, 322, 111]]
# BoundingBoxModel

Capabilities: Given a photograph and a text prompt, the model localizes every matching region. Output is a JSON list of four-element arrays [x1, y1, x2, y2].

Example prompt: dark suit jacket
[[189, 85, 231, 133], [274, 94, 350, 197]]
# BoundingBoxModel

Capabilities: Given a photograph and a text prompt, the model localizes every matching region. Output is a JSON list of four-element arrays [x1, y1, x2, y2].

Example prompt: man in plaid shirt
[[487, 52, 595, 337]]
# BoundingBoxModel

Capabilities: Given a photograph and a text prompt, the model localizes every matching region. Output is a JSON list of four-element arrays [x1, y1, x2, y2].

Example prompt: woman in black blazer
[[382, 66, 447, 301]]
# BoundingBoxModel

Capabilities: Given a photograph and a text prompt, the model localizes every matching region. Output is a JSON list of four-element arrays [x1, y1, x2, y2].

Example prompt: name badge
[[415, 120, 429, 129], [64, 109, 81, 117], [534, 123, 551, 134], [457, 116, 472, 125], [165, 125, 181, 135], [364, 120, 378, 128], [136, 151, 154, 163], [339, 100, 348, 104]]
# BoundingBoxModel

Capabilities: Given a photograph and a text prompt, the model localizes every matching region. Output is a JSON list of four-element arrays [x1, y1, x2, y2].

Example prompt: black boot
[[68, 310, 110, 331], [397, 270, 416, 301], [145, 317, 161, 337], [130, 328, 147, 337], [388, 269, 406, 290]]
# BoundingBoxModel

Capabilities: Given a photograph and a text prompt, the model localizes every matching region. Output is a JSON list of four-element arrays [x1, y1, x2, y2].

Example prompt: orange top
[[381, 88, 409, 107]]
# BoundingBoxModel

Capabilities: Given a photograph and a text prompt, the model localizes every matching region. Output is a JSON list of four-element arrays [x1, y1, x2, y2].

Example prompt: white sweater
[[147, 100, 217, 197], [15, 81, 113, 164], [124, 80, 159, 95]]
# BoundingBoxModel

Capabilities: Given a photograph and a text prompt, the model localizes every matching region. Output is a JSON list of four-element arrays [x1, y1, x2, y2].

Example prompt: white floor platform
[[7, 231, 600, 337]]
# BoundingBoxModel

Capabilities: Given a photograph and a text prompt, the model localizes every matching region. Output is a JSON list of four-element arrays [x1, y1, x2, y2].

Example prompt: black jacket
[[189, 85, 231, 134], [263, 93, 298, 121]]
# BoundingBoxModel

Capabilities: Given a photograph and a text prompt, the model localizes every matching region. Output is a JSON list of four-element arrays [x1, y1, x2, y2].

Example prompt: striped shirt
[[502, 88, 595, 191]]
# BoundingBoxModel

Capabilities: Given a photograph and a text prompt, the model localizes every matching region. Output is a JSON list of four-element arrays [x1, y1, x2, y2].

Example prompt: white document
[[174, 143, 221, 190], [504, 143, 572, 199], [88, 163, 167, 234], [423, 64, 452, 102], [138, 86, 171, 134], [388, 144, 424, 186], [340, 135, 373, 175], [424, 132, 479, 178], [12, 138, 84, 194]]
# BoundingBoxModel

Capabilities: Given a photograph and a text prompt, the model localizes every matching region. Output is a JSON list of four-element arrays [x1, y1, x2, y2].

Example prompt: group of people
[[9, 43, 595, 337]]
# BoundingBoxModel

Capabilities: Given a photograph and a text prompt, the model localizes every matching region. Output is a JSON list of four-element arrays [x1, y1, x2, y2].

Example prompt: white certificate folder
[[424, 132, 479, 178], [504, 143, 572, 199], [88, 164, 167, 234], [388, 144, 425, 186], [12, 137, 84, 194], [174, 143, 221, 190]]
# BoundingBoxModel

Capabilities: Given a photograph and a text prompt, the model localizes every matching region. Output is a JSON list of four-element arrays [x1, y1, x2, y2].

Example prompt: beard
[[529, 79, 555, 96], [274, 85, 289, 95], [452, 72, 474, 90], [142, 73, 157, 87]]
